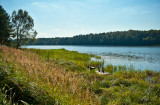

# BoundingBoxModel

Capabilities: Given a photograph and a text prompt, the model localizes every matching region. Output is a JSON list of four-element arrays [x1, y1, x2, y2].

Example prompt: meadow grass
[[0, 46, 159, 105], [0, 46, 100, 104], [22, 48, 101, 72]]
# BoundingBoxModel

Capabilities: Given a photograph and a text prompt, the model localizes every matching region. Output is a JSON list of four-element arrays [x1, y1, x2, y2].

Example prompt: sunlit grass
[[0, 46, 159, 105], [0, 46, 100, 104], [22, 48, 99, 72]]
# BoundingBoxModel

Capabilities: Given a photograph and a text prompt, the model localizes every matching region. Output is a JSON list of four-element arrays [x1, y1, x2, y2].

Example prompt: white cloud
[[32, 2, 48, 8], [37, 32, 48, 36], [32, 2, 65, 11], [109, 6, 153, 16]]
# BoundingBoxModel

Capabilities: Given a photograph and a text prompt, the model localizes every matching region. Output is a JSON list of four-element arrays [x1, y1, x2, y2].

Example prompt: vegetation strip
[[28, 30, 160, 46]]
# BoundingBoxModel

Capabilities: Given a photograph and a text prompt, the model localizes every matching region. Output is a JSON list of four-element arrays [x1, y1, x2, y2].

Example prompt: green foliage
[[87, 63, 160, 105], [0, 47, 102, 104], [101, 80, 110, 88], [0, 5, 13, 45], [23, 48, 101, 72], [118, 65, 127, 72], [100, 96, 109, 105], [103, 64, 113, 73], [28, 30, 160, 46], [11, 9, 37, 48], [113, 66, 117, 72], [0, 52, 54, 104], [103, 71, 159, 104], [0, 86, 16, 105], [145, 70, 154, 76], [88, 60, 102, 67], [92, 80, 103, 94], [1, 47, 160, 105]]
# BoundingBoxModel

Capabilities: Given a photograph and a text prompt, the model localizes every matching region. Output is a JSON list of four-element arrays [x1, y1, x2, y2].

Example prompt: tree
[[11, 9, 37, 48], [0, 5, 13, 45], [27, 30, 160, 46]]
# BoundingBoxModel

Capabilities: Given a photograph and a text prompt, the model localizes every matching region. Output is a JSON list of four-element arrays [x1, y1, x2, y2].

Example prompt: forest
[[29, 30, 160, 46]]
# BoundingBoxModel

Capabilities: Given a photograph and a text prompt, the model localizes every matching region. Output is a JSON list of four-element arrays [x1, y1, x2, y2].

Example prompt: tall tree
[[11, 9, 37, 48], [0, 5, 13, 45]]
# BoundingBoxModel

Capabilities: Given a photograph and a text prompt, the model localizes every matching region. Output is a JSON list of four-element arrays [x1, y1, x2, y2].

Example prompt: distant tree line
[[29, 30, 160, 46]]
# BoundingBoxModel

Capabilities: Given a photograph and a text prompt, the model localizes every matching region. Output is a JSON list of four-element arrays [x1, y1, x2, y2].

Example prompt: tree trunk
[[16, 27, 19, 49], [16, 43, 19, 49]]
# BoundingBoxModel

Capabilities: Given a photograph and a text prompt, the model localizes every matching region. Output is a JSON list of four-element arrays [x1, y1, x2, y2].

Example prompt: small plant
[[100, 95, 109, 105], [113, 66, 117, 73], [145, 70, 153, 76], [88, 60, 103, 68], [104, 64, 113, 73], [101, 80, 110, 88], [118, 65, 127, 72], [0, 85, 17, 105]]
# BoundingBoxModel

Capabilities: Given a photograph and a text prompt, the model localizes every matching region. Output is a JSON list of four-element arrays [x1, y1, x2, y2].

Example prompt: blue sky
[[0, 0, 160, 38]]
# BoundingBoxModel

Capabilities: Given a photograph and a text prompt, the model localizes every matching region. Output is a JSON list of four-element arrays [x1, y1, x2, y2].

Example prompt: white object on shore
[[96, 70, 111, 75]]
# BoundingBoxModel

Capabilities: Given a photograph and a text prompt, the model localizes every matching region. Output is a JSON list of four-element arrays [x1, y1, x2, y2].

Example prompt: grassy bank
[[22, 48, 101, 72], [0, 46, 159, 105]]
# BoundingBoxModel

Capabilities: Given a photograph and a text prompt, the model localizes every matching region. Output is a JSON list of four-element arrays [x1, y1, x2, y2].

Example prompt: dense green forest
[[29, 30, 160, 46]]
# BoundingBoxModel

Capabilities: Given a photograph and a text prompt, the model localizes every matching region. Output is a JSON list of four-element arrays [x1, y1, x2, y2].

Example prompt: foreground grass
[[0, 46, 100, 104], [94, 71, 160, 104], [0, 46, 160, 105]]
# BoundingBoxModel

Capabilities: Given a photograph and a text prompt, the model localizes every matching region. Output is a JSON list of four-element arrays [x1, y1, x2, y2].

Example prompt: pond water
[[23, 45, 160, 71]]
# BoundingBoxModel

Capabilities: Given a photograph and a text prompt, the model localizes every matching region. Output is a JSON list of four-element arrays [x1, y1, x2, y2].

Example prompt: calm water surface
[[24, 45, 160, 71]]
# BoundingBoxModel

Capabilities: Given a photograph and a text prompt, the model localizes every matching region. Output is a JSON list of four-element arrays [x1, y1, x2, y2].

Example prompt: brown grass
[[0, 46, 100, 104]]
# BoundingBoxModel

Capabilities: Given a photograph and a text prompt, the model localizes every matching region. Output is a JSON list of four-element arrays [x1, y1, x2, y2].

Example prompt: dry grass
[[0, 46, 100, 104]]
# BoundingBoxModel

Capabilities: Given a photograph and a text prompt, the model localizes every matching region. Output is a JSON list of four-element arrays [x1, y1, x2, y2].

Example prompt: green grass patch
[[22, 48, 102, 72]]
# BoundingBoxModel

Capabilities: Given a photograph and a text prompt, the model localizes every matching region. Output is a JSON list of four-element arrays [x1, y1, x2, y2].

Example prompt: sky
[[0, 0, 160, 38]]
